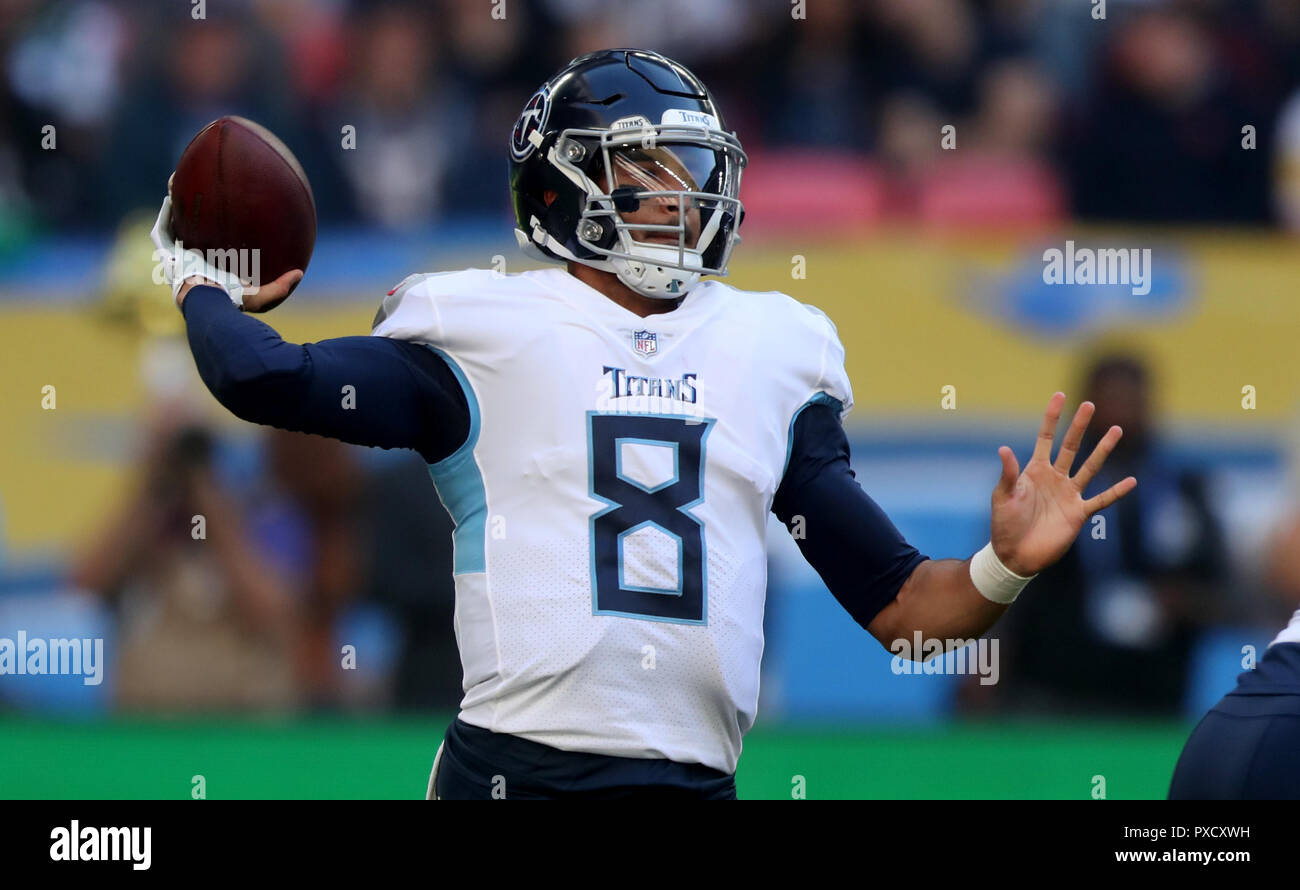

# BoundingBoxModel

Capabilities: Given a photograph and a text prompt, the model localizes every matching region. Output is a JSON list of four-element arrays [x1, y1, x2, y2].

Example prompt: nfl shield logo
[[633, 330, 658, 356]]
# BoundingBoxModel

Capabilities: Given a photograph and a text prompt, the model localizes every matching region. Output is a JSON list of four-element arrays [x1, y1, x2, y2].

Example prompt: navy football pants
[[428, 719, 738, 800]]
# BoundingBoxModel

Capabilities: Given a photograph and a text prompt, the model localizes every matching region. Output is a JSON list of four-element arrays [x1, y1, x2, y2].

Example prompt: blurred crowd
[[68, 381, 465, 713], [5, 0, 1300, 236]]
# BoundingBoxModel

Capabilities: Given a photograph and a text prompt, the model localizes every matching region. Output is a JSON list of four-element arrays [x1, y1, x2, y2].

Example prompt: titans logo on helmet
[[511, 87, 550, 161]]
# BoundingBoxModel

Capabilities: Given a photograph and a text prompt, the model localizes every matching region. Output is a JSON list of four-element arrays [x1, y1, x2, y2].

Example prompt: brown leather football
[[170, 116, 316, 302]]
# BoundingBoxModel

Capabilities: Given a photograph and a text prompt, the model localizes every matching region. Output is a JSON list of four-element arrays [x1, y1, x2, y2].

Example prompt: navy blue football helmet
[[509, 49, 746, 298]]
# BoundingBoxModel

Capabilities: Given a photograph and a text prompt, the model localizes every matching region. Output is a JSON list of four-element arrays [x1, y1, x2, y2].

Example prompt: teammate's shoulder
[[699, 279, 842, 342]]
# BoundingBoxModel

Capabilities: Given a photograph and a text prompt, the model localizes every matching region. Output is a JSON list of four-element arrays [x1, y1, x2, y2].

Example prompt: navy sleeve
[[772, 402, 928, 630], [182, 285, 470, 463]]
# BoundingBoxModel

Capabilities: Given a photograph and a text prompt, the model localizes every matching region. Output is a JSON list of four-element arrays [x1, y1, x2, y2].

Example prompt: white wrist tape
[[970, 542, 1036, 604]]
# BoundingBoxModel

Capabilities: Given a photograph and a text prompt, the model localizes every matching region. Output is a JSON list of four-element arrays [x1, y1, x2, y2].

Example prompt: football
[[170, 115, 316, 304]]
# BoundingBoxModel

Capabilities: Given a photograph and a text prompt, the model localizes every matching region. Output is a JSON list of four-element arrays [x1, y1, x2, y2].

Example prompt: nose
[[649, 192, 678, 216]]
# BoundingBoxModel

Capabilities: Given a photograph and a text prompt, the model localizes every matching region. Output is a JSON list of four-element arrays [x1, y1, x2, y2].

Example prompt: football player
[[1168, 607, 1300, 798], [152, 49, 1136, 799]]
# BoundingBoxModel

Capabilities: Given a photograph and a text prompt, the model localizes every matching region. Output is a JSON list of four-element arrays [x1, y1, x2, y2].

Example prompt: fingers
[[1053, 401, 1095, 474], [245, 269, 302, 295], [242, 269, 303, 312], [995, 445, 1020, 496], [1083, 475, 1137, 514], [1031, 391, 1066, 463], [1073, 424, 1123, 491]]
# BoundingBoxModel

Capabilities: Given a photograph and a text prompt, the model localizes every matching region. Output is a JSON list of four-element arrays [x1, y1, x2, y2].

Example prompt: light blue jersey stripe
[[425, 346, 486, 575]]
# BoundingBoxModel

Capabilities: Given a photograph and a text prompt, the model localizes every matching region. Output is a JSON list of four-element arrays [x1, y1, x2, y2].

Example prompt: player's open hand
[[989, 392, 1137, 577]]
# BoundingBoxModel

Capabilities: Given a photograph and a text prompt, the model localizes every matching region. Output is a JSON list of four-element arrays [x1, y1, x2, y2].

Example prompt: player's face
[[605, 146, 704, 249]]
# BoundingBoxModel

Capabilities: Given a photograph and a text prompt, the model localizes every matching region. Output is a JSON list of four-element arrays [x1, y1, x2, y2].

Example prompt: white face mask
[[595, 143, 737, 298], [601, 149, 703, 297], [526, 124, 744, 300]]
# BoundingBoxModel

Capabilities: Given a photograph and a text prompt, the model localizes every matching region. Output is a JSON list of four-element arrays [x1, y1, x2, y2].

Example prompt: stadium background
[[5, 0, 1300, 798]]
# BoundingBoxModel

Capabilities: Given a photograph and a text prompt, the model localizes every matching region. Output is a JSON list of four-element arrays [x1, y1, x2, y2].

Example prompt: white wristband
[[969, 542, 1036, 604]]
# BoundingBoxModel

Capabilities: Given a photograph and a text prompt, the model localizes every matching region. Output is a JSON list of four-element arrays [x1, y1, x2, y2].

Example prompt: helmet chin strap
[[520, 209, 709, 300], [611, 244, 704, 299]]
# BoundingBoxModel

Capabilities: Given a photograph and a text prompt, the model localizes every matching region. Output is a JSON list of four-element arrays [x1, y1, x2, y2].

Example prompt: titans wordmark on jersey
[[371, 267, 852, 773]]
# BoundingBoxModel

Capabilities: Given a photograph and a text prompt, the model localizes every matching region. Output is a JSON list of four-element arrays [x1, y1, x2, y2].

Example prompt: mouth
[[633, 227, 700, 248]]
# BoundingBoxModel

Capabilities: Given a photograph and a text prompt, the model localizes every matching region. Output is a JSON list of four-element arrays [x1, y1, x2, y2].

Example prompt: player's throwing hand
[[989, 392, 1137, 577]]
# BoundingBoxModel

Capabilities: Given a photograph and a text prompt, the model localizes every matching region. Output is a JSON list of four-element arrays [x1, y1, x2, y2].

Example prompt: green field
[[0, 716, 1192, 799]]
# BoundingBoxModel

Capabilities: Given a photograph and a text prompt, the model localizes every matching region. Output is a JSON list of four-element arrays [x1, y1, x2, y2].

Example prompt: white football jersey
[[371, 266, 852, 773]]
